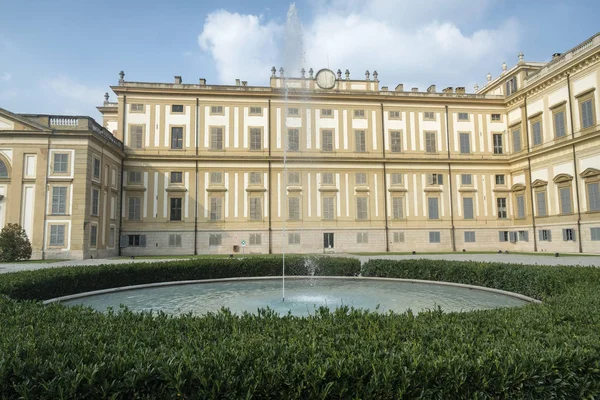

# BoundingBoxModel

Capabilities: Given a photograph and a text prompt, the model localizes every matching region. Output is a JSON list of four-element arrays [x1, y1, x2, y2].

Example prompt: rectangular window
[[393, 232, 405, 243], [536, 191, 547, 217], [91, 188, 99, 216], [461, 135, 474, 155], [51, 186, 67, 214], [554, 110, 566, 138], [49, 225, 65, 246], [171, 127, 183, 149], [498, 231, 509, 242], [429, 231, 441, 243], [563, 228, 576, 241], [250, 128, 262, 150], [461, 174, 472, 185], [491, 113, 501, 121], [392, 197, 404, 219], [321, 109, 332, 117], [322, 130, 333, 151], [391, 173, 402, 185], [288, 172, 300, 185], [580, 98, 594, 129], [531, 120, 542, 146], [463, 197, 474, 219], [128, 171, 142, 184], [389, 111, 400, 119], [288, 232, 301, 244], [210, 106, 223, 114], [169, 234, 182, 247], [464, 231, 476, 243], [509, 231, 518, 243], [495, 174, 505, 185], [516, 195, 525, 219], [458, 112, 469, 121], [425, 132, 436, 153], [90, 225, 97, 247], [127, 235, 145, 247], [130, 125, 143, 149], [287, 107, 299, 116], [322, 197, 335, 220], [288, 129, 299, 151], [493, 134, 503, 154], [355, 131, 366, 152], [518, 230, 529, 242], [588, 182, 600, 211], [211, 127, 223, 150], [428, 197, 439, 220], [249, 106, 262, 115], [170, 197, 182, 221], [170, 171, 183, 184], [512, 128, 521, 153], [353, 109, 365, 118], [128, 197, 141, 220], [356, 197, 368, 220], [427, 174, 444, 185], [539, 229, 552, 242], [210, 172, 222, 185], [210, 197, 222, 221], [560, 187, 572, 214], [53, 153, 68, 173], [249, 197, 262, 220], [171, 105, 183, 113], [109, 226, 115, 248], [390, 131, 402, 153], [110, 196, 116, 219], [111, 168, 117, 188], [355, 173, 367, 185], [591, 227, 600, 241], [321, 172, 334, 185], [497, 198, 507, 219], [506, 77, 517, 96], [288, 197, 300, 220], [249, 233, 261, 245], [356, 232, 369, 244], [249, 172, 262, 184], [424, 111, 435, 121], [130, 103, 144, 112], [209, 234, 222, 246]]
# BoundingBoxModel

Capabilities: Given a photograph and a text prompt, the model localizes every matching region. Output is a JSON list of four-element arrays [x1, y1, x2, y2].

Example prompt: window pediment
[[388, 187, 407, 193], [458, 187, 477, 193], [424, 187, 442, 193], [580, 168, 600, 179], [511, 183, 526, 192], [531, 179, 548, 188], [553, 173, 573, 184], [246, 187, 267, 192]]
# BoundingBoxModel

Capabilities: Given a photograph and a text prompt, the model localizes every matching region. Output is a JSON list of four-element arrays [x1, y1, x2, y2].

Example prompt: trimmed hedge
[[1, 257, 600, 398]]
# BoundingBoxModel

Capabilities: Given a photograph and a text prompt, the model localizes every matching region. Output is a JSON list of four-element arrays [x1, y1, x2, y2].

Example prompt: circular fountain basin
[[52, 277, 536, 317]]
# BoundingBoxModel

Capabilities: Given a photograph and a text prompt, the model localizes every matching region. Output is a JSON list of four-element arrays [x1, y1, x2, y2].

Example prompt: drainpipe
[[444, 105, 456, 252], [41, 134, 51, 260], [523, 95, 538, 252], [268, 99, 273, 254], [194, 98, 199, 255], [567, 74, 583, 253], [380, 103, 389, 252], [117, 94, 126, 255]]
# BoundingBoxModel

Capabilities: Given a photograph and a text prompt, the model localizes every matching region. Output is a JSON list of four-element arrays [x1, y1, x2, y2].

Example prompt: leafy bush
[[0, 223, 32, 262], [2, 257, 600, 398]]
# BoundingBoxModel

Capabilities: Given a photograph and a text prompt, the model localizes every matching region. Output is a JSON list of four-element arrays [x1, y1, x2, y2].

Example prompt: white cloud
[[198, 0, 520, 90], [34, 76, 105, 117], [0, 72, 11, 82]]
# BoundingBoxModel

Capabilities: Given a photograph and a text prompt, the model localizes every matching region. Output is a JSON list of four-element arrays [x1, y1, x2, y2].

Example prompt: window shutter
[[572, 230, 576, 242], [120, 235, 127, 248], [140, 235, 147, 247], [438, 174, 443, 185], [524, 231, 529, 242], [427, 174, 433, 185], [562, 229, 567, 241], [499, 231, 505, 242], [547, 230, 552, 242], [509, 231, 517, 243]]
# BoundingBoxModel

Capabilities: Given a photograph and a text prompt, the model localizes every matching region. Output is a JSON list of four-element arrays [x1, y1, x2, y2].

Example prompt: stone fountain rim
[[43, 276, 541, 305]]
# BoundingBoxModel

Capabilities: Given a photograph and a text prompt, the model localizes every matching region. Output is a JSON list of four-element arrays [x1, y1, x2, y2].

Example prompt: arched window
[[0, 160, 8, 178]]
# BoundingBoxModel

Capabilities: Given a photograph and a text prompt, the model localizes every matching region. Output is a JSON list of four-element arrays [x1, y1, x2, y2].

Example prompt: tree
[[0, 223, 32, 262]]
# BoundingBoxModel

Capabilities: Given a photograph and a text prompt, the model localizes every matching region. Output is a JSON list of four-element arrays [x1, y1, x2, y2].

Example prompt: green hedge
[[1, 257, 600, 398]]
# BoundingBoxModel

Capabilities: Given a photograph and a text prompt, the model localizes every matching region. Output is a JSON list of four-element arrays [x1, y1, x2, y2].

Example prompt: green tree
[[0, 223, 32, 262]]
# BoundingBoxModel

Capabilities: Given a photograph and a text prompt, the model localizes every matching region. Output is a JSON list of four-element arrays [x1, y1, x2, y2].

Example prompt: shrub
[[0, 223, 32, 262]]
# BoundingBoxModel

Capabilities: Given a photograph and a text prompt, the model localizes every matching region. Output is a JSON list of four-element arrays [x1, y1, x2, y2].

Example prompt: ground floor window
[[209, 234, 222, 246], [464, 231, 476, 243], [323, 233, 334, 248], [429, 231, 441, 243]]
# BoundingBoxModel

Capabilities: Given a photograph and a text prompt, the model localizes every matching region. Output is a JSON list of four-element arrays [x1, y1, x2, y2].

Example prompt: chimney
[[427, 85, 436, 93], [442, 87, 454, 94], [395, 84, 404, 92], [455, 87, 465, 94], [411, 87, 418, 92], [174, 76, 182, 84], [199, 78, 206, 85], [235, 79, 240, 86], [381, 86, 388, 91], [242, 81, 248, 86]]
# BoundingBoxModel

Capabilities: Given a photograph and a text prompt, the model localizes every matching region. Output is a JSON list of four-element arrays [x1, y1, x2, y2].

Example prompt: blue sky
[[1, 0, 599, 120]]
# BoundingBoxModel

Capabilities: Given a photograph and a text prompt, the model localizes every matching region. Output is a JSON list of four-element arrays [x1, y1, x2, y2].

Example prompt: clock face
[[315, 69, 336, 89]]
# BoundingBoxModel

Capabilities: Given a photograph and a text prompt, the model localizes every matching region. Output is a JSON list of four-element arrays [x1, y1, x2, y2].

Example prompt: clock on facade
[[315, 69, 336, 89]]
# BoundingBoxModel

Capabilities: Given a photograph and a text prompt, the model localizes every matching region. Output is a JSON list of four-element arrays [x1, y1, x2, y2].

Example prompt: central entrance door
[[323, 233, 334, 249]]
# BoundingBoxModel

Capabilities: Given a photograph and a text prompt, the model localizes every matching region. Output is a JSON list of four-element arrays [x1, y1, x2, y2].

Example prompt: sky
[[0, 0, 599, 120]]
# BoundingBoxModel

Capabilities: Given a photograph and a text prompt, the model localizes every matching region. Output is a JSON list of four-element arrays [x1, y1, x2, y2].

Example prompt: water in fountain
[[281, 2, 306, 301]]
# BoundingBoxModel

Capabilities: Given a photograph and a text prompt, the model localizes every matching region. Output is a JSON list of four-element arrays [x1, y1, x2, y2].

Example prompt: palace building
[[1, 33, 600, 259]]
